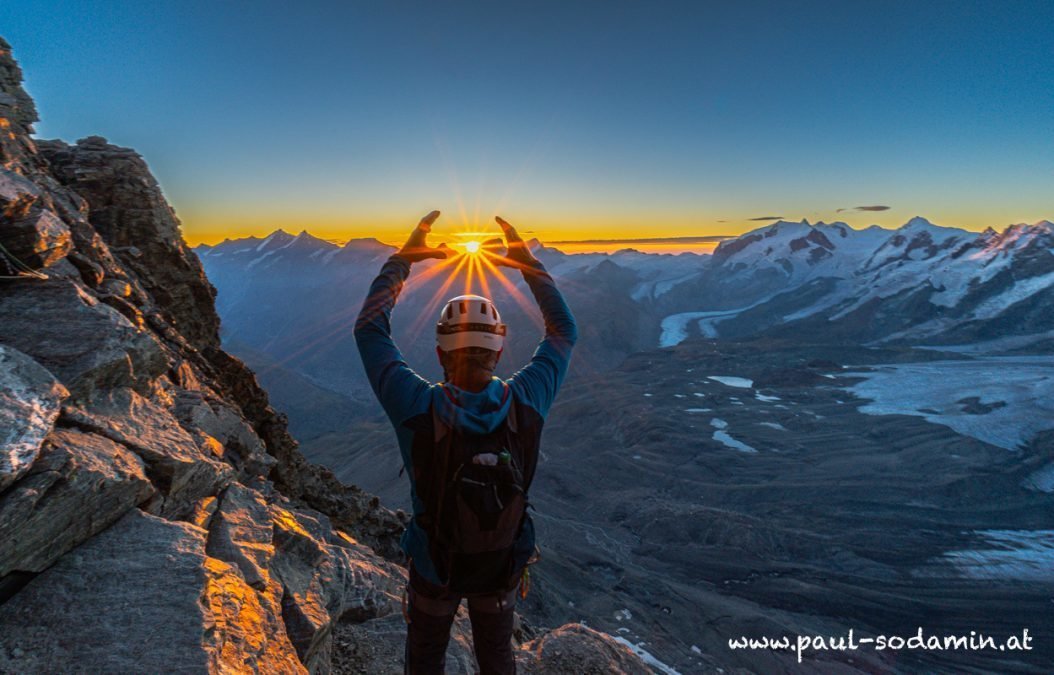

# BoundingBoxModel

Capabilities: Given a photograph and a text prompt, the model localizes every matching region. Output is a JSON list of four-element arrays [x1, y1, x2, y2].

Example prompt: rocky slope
[[0, 36, 647, 673]]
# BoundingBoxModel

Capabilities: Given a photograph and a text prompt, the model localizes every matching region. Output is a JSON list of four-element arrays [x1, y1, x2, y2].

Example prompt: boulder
[[37, 137, 222, 352], [175, 389, 277, 480], [517, 624, 653, 674], [63, 388, 235, 520], [203, 482, 404, 673], [0, 169, 71, 270], [0, 344, 67, 492], [0, 427, 154, 577], [205, 482, 275, 590], [0, 279, 166, 398], [0, 508, 305, 673]]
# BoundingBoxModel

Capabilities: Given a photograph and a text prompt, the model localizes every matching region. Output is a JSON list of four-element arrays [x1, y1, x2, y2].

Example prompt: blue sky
[[6, 0, 1054, 247]]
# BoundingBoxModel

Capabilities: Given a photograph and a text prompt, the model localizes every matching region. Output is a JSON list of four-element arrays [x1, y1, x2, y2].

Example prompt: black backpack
[[412, 382, 537, 593]]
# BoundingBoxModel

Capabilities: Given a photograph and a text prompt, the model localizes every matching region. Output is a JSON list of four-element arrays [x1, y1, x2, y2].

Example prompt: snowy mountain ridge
[[667, 215, 1054, 347]]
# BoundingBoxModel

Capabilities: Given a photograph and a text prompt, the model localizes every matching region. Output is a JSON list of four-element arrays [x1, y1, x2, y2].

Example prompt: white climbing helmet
[[436, 294, 507, 352]]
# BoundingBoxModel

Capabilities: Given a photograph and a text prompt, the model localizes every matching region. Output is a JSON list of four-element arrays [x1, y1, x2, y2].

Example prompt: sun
[[464, 240, 481, 254]]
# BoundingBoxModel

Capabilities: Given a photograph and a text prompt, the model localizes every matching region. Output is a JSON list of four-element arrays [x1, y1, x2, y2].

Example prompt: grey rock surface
[[0, 279, 167, 398], [0, 508, 306, 674], [0, 344, 67, 492], [0, 427, 154, 577]]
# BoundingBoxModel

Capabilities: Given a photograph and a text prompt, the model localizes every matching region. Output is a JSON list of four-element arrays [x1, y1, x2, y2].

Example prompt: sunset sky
[[7, 1, 1054, 253]]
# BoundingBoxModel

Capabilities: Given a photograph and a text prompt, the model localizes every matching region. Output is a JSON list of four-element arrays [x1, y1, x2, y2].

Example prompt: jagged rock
[[198, 340, 407, 559], [0, 279, 167, 398], [0, 33, 409, 673], [0, 167, 39, 210], [205, 482, 275, 590], [0, 344, 67, 491], [0, 37, 37, 133], [270, 503, 405, 672], [0, 427, 154, 577], [0, 508, 305, 673], [517, 624, 652, 674], [37, 137, 222, 352], [62, 389, 235, 520], [204, 482, 405, 673], [0, 168, 71, 270], [175, 389, 277, 480]]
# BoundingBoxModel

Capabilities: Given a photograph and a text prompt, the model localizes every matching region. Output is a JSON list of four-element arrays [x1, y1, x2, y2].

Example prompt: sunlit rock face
[[0, 34, 407, 672], [0, 35, 651, 674]]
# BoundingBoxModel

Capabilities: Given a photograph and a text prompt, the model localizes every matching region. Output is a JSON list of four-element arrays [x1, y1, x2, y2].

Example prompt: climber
[[354, 210, 577, 674]]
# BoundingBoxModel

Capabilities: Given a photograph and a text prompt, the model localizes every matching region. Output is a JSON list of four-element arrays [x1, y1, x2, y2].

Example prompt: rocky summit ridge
[[0, 36, 648, 674]]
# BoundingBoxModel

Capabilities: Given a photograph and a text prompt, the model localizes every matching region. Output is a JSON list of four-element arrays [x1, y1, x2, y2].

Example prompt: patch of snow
[[938, 530, 1054, 582], [660, 310, 734, 346], [614, 609, 633, 622], [245, 250, 276, 270], [255, 230, 292, 252], [709, 418, 728, 429], [707, 376, 753, 388], [758, 421, 787, 431], [691, 645, 702, 655], [713, 430, 758, 453], [970, 270, 1054, 320], [674, 394, 686, 398], [684, 408, 711, 413], [839, 356, 1054, 450], [659, 291, 784, 347], [643, 393, 653, 397], [755, 392, 781, 401], [612, 637, 683, 675]]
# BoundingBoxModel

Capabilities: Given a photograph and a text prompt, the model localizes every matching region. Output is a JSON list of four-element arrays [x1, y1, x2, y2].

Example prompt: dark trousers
[[404, 563, 517, 674]]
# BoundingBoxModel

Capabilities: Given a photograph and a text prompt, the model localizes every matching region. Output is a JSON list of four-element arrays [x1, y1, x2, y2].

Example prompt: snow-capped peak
[[256, 229, 295, 252]]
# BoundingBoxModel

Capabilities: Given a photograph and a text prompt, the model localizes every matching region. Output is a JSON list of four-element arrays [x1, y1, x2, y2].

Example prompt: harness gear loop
[[518, 566, 530, 601]]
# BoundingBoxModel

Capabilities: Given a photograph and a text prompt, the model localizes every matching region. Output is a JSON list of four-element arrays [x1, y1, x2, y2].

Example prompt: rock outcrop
[[0, 35, 649, 673]]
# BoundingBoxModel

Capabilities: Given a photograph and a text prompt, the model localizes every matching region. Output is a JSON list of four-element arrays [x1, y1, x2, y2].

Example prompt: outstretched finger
[[418, 210, 441, 233], [495, 216, 523, 243]]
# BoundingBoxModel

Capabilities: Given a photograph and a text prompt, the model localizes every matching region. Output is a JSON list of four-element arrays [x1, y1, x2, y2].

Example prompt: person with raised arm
[[354, 211, 577, 674]]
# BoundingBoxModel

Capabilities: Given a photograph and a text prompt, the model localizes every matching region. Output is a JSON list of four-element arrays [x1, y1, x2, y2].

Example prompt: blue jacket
[[354, 253, 577, 585]]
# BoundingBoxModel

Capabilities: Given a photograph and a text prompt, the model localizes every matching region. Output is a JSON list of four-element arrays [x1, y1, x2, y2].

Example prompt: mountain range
[[198, 215, 1054, 357], [195, 215, 1054, 448]]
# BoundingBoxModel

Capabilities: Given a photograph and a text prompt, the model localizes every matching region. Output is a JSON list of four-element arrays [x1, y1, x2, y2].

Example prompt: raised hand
[[396, 210, 453, 263], [490, 216, 540, 269]]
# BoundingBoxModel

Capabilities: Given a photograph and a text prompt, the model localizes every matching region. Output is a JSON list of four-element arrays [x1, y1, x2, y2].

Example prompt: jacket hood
[[434, 377, 511, 435]]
